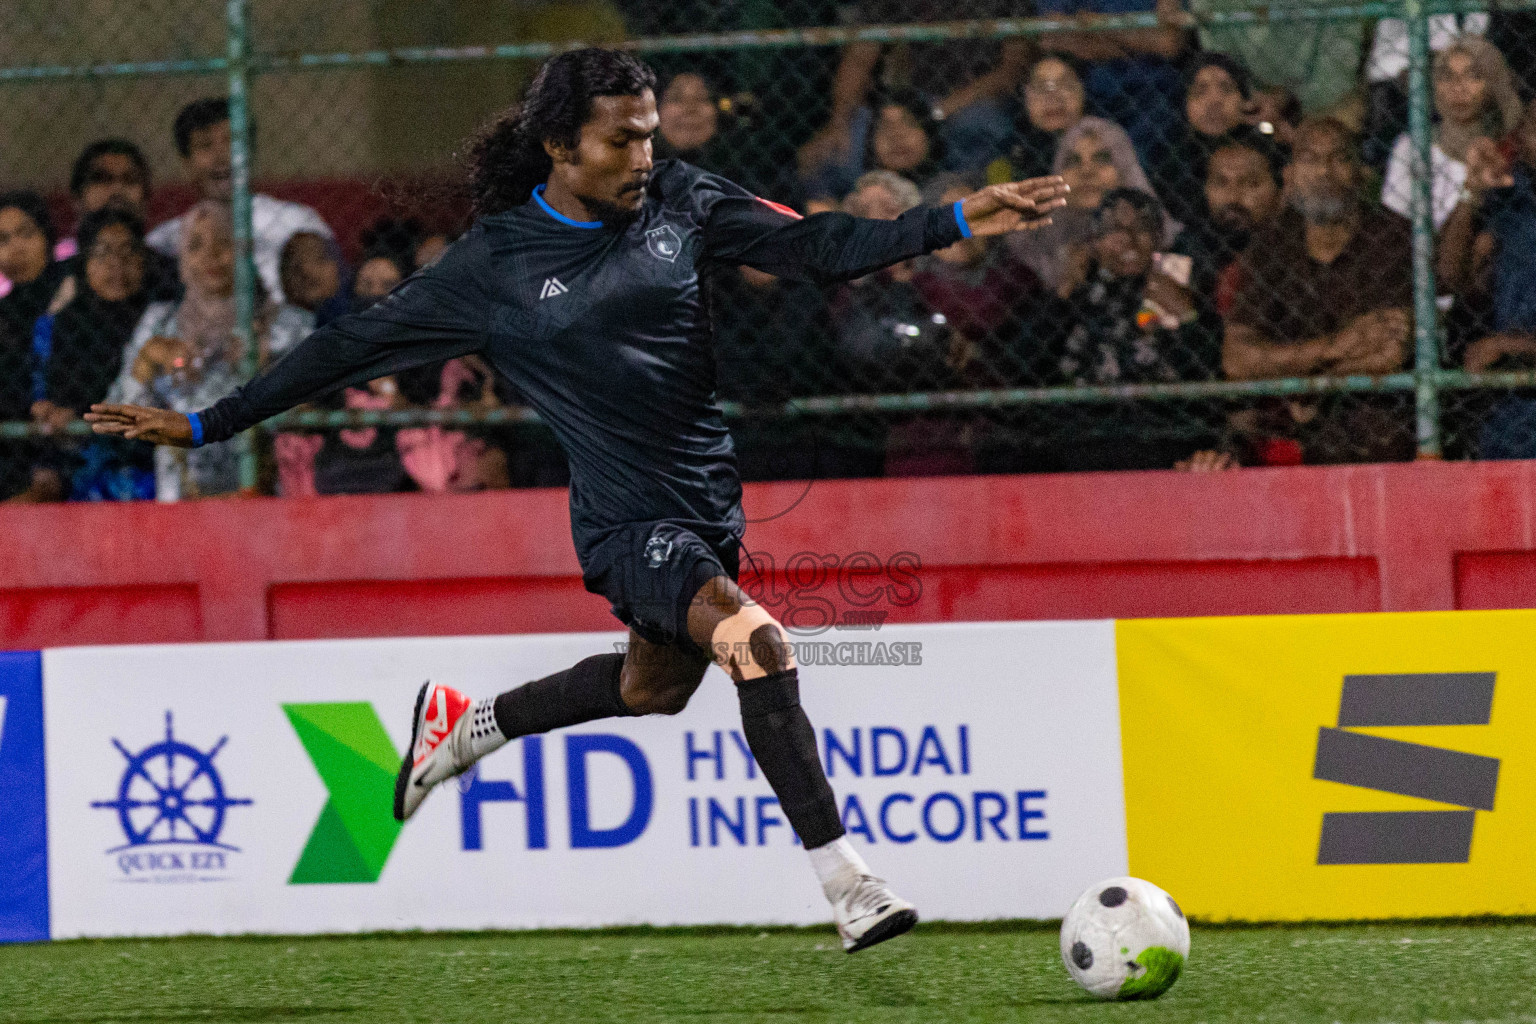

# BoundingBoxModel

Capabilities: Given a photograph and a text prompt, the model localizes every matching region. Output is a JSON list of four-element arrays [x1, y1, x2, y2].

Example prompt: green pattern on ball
[[1116, 946, 1185, 1001]]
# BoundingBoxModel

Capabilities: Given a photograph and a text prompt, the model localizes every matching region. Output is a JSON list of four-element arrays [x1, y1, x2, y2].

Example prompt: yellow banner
[[1117, 610, 1536, 921]]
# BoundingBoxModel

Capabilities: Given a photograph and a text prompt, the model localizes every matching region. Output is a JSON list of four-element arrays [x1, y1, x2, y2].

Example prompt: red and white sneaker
[[393, 681, 474, 822]]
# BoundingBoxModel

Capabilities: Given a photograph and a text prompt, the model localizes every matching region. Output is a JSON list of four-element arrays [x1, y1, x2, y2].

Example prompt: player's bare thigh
[[619, 627, 709, 715], [620, 575, 798, 714]]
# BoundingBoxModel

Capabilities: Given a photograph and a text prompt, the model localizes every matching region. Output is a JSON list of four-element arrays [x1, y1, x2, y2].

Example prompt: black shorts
[[580, 520, 741, 654]]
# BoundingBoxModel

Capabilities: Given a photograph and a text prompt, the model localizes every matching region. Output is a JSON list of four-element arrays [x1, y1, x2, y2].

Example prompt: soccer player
[[87, 48, 1067, 952]]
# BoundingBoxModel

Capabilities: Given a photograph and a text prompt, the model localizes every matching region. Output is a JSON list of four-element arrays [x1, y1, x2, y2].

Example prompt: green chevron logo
[[283, 702, 403, 884]]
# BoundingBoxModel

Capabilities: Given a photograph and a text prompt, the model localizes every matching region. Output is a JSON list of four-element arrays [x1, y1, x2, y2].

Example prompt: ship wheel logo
[[92, 711, 252, 850]]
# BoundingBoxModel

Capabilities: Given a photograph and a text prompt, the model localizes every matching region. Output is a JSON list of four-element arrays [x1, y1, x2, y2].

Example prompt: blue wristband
[[187, 412, 204, 447], [952, 199, 973, 239]]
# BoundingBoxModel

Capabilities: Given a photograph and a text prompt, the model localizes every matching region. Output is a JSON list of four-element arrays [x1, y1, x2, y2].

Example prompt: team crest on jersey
[[645, 224, 682, 263]]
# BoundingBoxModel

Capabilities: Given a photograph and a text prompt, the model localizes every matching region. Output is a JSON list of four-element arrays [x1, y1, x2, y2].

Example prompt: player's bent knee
[[621, 667, 700, 716], [643, 685, 693, 716], [710, 602, 797, 680]]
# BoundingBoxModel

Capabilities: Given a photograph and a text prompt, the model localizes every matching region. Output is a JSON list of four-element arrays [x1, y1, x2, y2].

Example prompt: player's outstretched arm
[[701, 171, 1067, 286], [85, 404, 195, 446]]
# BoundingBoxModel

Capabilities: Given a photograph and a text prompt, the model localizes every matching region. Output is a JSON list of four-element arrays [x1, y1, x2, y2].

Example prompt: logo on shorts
[[645, 534, 673, 568], [646, 224, 682, 263]]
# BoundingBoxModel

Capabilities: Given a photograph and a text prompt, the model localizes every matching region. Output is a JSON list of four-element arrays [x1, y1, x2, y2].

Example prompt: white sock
[[807, 836, 870, 897], [465, 698, 508, 760]]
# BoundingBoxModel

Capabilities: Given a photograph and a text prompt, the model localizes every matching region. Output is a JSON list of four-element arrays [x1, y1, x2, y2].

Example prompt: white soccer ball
[[1059, 876, 1190, 1000]]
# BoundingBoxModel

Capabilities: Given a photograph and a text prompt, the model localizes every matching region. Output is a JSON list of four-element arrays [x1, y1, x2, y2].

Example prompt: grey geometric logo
[[1314, 673, 1499, 865]]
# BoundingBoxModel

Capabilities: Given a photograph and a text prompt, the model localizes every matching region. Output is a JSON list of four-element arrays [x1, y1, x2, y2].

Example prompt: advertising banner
[[1118, 609, 1536, 921], [40, 620, 1127, 939], [0, 651, 48, 943]]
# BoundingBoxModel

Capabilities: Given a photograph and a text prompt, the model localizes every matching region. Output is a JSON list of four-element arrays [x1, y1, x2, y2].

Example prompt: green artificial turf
[[3, 921, 1535, 1024]]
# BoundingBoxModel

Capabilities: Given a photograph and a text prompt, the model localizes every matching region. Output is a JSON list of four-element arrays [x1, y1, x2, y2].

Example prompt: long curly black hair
[[468, 48, 657, 217]]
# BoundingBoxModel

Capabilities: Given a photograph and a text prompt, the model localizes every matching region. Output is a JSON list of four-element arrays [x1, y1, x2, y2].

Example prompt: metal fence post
[[226, 0, 259, 489], [1405, 0, 1442, 458]]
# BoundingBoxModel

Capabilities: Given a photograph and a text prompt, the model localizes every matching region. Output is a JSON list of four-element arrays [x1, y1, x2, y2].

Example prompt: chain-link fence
[[2, 0, 1536, 501]]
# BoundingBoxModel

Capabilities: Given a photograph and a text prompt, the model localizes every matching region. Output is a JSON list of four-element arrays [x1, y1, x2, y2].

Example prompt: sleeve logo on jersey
[[645, 224, 683, 263]]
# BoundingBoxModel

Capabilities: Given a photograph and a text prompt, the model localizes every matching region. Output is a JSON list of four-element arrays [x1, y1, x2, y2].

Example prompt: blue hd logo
[[92, 711, 252, 881]]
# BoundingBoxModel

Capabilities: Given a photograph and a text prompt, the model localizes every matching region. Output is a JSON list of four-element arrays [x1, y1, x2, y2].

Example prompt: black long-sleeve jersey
[[197, 160, 969, 565]]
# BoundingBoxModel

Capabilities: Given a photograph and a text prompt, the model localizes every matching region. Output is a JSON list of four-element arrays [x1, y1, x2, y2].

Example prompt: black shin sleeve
[[492, 653, 633, 740], [737, 668, 845, 850]]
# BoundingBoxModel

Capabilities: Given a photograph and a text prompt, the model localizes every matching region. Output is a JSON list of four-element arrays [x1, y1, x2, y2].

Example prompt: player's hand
[[960, 176, 1070, 237], [84, 404, 196, 447]]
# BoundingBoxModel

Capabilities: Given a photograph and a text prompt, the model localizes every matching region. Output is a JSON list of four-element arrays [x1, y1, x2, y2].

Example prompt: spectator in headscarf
[[0, 191, 69, 499], [107, 201, 304, 500], [1058, 189, 1219, 387], [1382, 36, 1523, 231], [34, 209, 154, 423], [1364, 13, 1491, 168], [988, 53, 1088, 185], [1437, 101, 1536, 456], [0, 193, 58, 430], [1148, 52, 1257, 228], [27, 209, 156, 500], [0, 192, 65, 342], [1008, 116, 1174, 294]]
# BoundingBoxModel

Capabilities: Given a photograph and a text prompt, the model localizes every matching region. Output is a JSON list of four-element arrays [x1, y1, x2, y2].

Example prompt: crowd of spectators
[[7, 2, 1536, 501], [712, 0, 1536, 474], [0, 96, 526, 503]]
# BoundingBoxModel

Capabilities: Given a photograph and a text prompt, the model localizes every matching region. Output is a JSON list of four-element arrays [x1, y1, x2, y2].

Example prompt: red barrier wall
[[4, 460, 1536, 649]]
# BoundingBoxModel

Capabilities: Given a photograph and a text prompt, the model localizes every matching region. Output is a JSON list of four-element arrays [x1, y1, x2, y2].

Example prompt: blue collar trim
[[533, 184, 603, 229]]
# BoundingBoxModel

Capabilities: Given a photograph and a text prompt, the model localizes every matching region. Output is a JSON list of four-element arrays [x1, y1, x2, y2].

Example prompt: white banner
[[42, 621, 1126, 938]]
